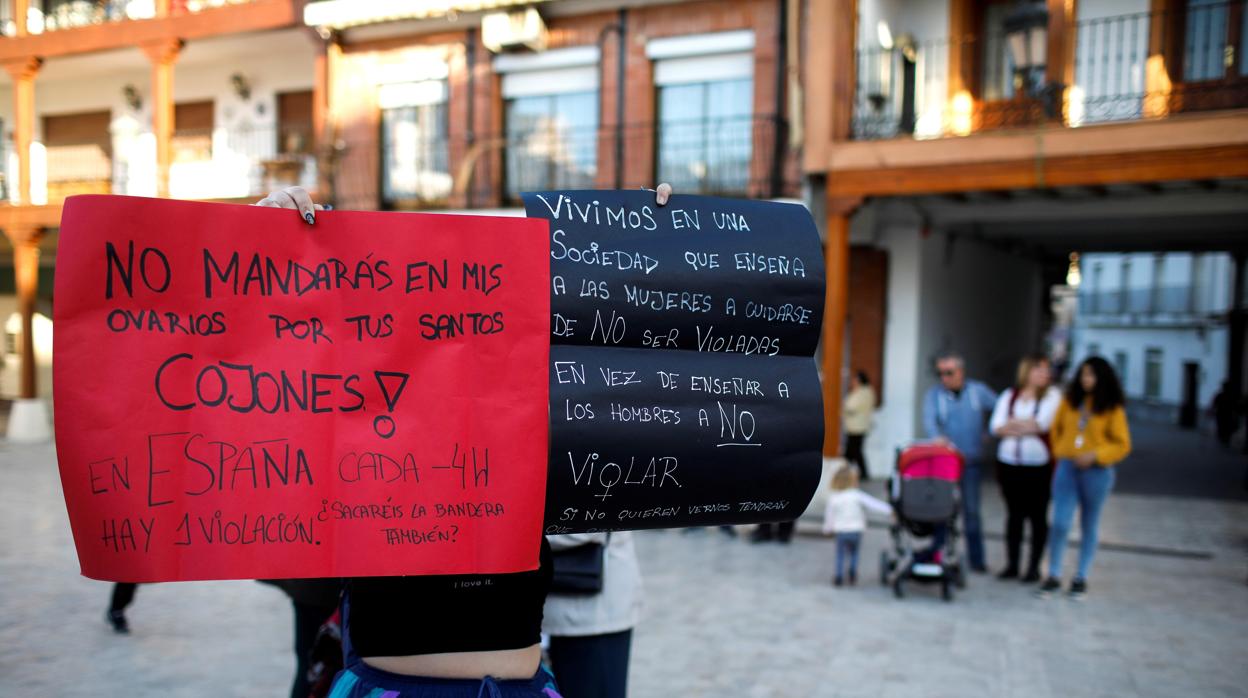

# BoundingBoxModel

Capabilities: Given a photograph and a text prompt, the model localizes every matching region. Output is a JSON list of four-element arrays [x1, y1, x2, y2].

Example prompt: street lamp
[[1003, 1, 1049, 96], [1004, 0, 1066, 121]]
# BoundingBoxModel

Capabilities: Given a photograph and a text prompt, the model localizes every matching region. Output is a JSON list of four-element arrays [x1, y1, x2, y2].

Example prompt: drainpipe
[[770, 0, 787, 198], [616, 8, 627, 190], [598, 9, 627, 189], [466, 29, 476, 208]]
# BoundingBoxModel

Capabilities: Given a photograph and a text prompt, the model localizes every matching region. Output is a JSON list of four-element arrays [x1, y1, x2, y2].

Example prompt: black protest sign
[[523, 190, 826, 532]]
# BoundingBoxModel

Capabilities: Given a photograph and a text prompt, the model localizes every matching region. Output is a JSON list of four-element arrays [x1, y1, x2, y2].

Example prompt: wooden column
[[822, 197, 862, 456], [5, 225, 44, 399], [803, 0, 855, 171], [829, 0, 857, 145], [312, 33, 338, 201], [1046, 0, 1076, 122], [1144, 0, 1177, 117], [13, 0, 29, 37], [142, 39, 183, 199], [4, 57, 41, 206]]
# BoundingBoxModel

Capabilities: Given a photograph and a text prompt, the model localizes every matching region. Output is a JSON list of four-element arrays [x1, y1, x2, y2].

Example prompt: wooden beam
[[0, 0, 299, 62], [827, 144, 1248, 197]]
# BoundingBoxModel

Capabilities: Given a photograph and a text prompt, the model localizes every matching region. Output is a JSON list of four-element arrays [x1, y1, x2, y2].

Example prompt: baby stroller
[[879, 442, 966, 601]]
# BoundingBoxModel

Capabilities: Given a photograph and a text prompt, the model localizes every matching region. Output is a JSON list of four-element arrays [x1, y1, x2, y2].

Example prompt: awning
[[303, 0, 555, 30]]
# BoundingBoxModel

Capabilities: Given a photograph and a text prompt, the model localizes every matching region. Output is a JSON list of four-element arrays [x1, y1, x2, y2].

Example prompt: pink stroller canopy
[[897, 443, 964, 482]]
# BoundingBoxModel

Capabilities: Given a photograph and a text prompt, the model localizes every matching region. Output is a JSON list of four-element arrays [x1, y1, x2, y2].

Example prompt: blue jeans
[[961, 459, 985, 569], [329, 662, 560, 698], [835, 532, 862, 578], [1047, 459, 1116, 581]]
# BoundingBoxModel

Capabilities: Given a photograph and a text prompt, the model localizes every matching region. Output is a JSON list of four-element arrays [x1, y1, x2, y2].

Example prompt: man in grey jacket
[[922, 352, 998, 572]]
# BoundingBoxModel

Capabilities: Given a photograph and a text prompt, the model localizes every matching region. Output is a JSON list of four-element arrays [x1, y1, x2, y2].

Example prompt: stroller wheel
[[941, 579, 954, 602], [879, 551, 890, 586], [892, 577, 905, 599]]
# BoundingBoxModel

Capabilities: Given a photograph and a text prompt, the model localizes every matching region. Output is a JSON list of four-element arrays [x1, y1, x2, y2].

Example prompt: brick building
[[304, 0, 802, 212], [0, 0, 316, 438], [804, 0, 1248, 469]]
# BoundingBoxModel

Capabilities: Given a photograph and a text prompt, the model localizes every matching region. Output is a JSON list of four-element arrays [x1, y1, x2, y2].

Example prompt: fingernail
[[304, 212, 315, 225]]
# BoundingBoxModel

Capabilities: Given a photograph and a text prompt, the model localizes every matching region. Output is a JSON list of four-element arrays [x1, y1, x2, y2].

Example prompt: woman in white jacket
[[544, 533, 642, 698], [989, 354, 1061, 583]]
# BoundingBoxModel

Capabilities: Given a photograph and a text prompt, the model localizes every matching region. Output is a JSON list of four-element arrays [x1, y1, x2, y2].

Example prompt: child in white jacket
[[823, 465, 892, 586]]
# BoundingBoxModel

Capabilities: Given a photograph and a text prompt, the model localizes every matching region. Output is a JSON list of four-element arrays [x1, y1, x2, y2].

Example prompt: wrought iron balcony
[[0, 0, 257, 35], [853, 3, 1248, 141], [1077, 286, 1223, 321], [1, 121, 315, 204], [349, 113, 795, 212]]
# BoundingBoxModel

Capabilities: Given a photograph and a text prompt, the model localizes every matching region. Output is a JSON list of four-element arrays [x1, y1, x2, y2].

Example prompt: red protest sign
[[53, 196, 550, 582]]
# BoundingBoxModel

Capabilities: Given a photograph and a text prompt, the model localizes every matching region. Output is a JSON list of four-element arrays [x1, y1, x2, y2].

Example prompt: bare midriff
[[362, 644, 541, 680]]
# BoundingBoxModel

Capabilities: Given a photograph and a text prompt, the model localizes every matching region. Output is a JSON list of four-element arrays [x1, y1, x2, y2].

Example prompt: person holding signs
[[254, 184, 671, 698], [1037, 356, 1131, 601]]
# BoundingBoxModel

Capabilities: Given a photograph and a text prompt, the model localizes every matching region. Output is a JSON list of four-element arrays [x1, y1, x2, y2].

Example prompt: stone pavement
[[2, 440, 1246, 697]]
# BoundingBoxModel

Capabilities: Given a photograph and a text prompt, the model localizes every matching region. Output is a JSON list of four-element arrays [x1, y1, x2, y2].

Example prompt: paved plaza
[[1, 440, 1246, 697]]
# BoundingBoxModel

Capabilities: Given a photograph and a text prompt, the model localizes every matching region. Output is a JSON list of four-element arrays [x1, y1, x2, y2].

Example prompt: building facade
[[304, 0, 801, 213], [1073, 251, 1237, 421], [804, 0, 1248, 473], [0, 0, 319, 434]]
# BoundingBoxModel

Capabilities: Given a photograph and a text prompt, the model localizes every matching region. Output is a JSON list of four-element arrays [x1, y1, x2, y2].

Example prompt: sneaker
[[970, 563, 988, 574], [1020, 568, 1042, 584], [848, 570, 857, 586], [106, 609, 130, 634], [833, 575, 843, 587], [997, 566, 1020, 580], [749, 528, 773, 544], [1068, 578, 1088, 601], [1034, 577, 1061, 599], [718, 525, 737, 538]]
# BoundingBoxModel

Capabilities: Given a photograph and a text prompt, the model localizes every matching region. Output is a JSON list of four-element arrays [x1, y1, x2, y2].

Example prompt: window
[[656, 79, 753, 195], [1119, 258, 1132, 313], [277, 90, 314, 155], [1184, 0, 1230, 81], [380, 80, 451, 207], [1090, 262, 1104, 313], [173, 101, 214, 163], [1190, 252, 1204, 313], [496, 47, 600, 201], [504, 92, 598, 200], [1150, 254, 1166, 313], [1144, 347, 1163, 400], [42, 110, 112, 199], [1114, 350, 1129, 388], [980, 2, 1022, 102], [650, 32, 755, 195]]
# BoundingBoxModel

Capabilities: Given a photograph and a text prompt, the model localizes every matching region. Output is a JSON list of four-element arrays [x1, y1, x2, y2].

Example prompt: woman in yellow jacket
[[1037, 356, 1131, 600]]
